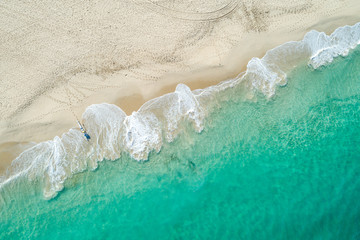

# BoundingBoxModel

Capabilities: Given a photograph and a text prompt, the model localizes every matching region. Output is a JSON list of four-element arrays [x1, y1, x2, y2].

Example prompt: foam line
[[1, 22, 359, 199]]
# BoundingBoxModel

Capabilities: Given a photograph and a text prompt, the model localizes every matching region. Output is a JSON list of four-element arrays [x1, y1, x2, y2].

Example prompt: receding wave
[[1, 22, 359, 199]]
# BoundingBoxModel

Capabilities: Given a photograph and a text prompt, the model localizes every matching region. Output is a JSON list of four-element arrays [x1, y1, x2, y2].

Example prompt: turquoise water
[[1, 46, 360, 239]]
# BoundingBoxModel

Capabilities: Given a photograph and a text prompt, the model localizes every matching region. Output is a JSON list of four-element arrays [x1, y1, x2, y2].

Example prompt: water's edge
[[1, 22, 359, 199]]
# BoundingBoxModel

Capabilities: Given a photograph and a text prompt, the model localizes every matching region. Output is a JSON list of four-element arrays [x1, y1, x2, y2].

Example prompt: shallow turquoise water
[[1, 47, 360, 239]]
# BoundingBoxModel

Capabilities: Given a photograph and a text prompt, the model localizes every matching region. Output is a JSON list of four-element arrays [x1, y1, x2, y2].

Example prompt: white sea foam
[[1, 22, 359, 199], [243, 22, 360, 96]]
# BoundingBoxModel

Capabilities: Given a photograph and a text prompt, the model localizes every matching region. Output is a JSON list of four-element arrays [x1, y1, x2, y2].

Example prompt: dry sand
[[1, 0, 360, 174]]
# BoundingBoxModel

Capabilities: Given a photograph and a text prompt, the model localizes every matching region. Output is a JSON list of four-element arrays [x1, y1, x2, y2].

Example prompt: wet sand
[[1, 0, 360, 174]]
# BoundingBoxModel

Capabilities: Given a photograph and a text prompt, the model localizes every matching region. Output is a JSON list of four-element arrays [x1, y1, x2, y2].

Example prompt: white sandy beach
[[1, 0, 360, 174]]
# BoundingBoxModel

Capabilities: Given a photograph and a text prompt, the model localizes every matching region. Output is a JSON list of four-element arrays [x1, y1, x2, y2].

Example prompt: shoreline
[[1, 0, 360, 174]]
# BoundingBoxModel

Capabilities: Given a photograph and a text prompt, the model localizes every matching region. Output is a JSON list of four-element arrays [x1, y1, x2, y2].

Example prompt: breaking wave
[[1, 22, 359, 199]]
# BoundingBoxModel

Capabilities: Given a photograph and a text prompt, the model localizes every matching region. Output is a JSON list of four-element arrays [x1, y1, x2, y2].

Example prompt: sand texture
[[1, 0, 360, 173]]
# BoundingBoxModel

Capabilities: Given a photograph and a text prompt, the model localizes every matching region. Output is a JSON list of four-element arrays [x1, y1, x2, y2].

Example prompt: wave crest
[[1, 22, 359, 199], [244, 22, 360, 96]]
